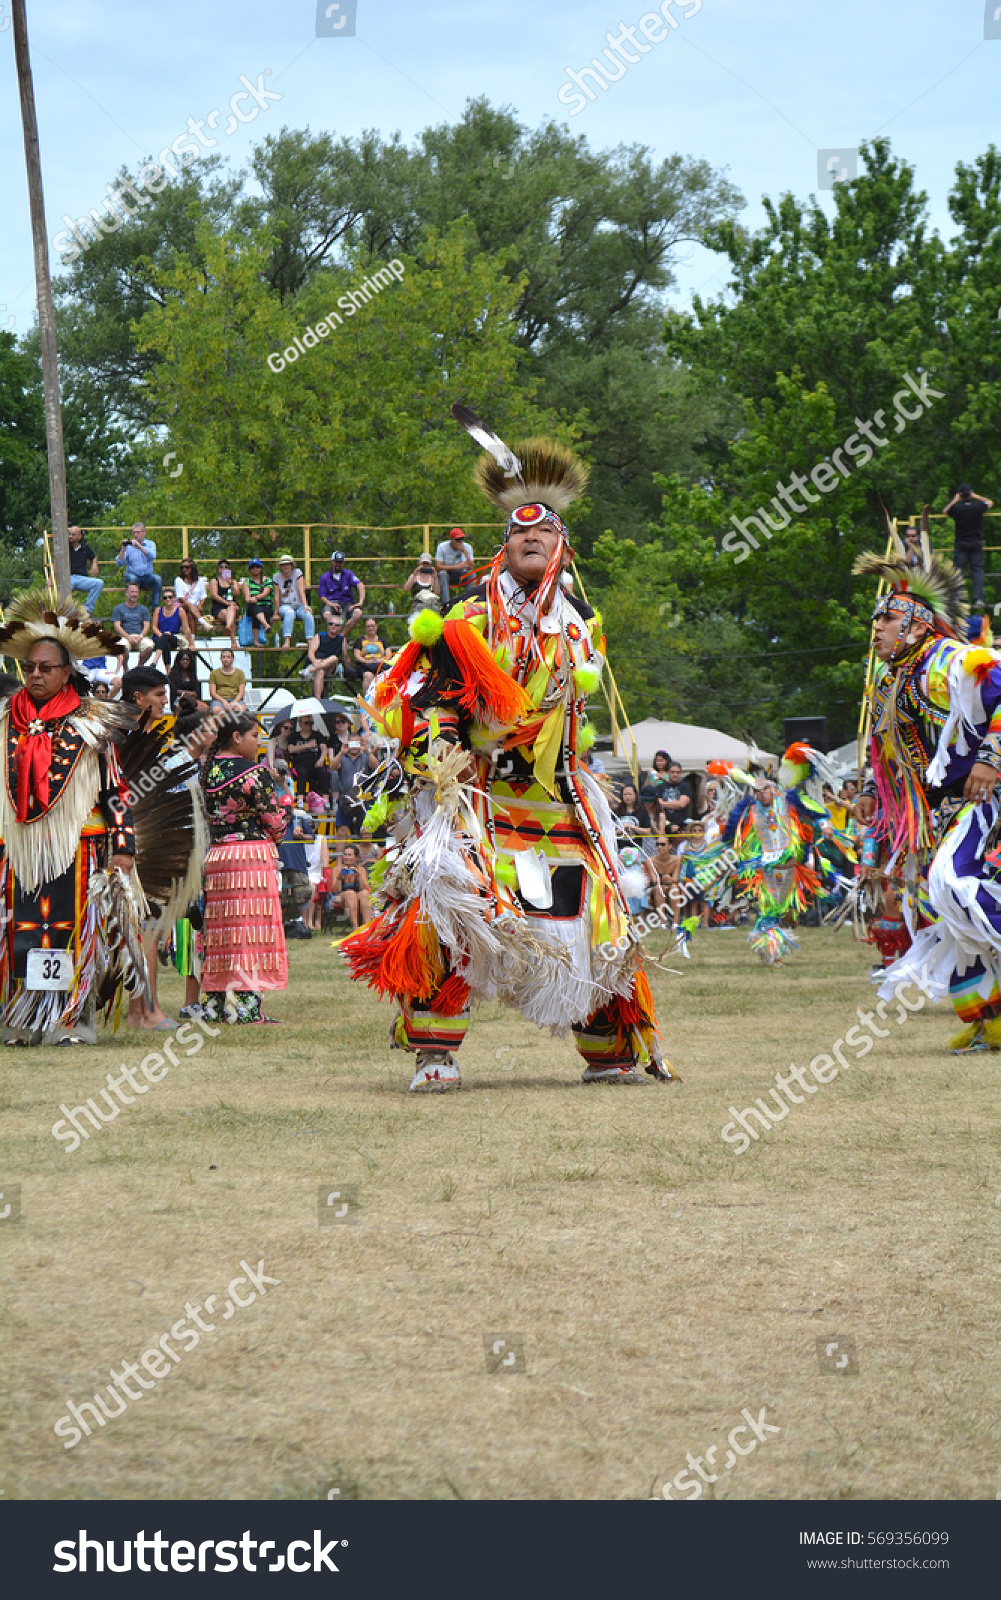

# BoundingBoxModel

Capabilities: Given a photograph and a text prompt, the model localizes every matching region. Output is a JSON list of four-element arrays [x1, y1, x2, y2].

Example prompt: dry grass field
[[0, 924, 997, 1502]]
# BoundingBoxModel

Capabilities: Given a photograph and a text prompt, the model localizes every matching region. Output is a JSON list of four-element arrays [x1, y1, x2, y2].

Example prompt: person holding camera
[[403, 554, 442, 613], [328, 723, 378, 833], [943, 482, 994, 610], [115, 521, 161, 609]]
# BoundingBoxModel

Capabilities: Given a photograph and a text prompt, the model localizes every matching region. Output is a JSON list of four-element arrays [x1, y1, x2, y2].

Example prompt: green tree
[[117, 220, 563, 545]]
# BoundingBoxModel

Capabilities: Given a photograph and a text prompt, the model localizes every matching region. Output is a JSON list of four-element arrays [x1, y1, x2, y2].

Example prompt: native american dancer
[[0, 593, 204, 1044], [687, 747, 841, 965], [197, 710, 291, 1025], [341, 406, 675, 1091], [854, 528, 1001, 1050]]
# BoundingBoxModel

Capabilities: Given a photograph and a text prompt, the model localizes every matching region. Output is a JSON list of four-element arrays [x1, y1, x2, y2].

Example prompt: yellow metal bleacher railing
[[42, 523, 641, 776]]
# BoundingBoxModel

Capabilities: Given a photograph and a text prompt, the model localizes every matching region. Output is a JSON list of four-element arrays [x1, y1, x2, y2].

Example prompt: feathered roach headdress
[[451, 403, 588, 542], [451, 403, 589, 633], [0, 590, 123, 662], [852, 504, 968, 644]]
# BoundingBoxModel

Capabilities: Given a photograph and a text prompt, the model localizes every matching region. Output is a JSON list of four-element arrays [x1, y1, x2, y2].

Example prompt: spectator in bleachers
[[306, 825, 331, 931], [151, 584, 189, 666], [287, 714, 329, 799], [901, 523, 922, 569], [273, 553, 315, 647], [329, 726, 378, 833], [318, 550, 365, 625], [615, 783, 652, 841], [640, 750, 672, 811], [208, 559, 239, 648], [208, 648, 246, 710], [307, 608, 361, 697], [328, 710, 352, 758], [242, 557, 273, 646], [68, 524, 103, 613], [329, 843, 372, 930], [112, 580, 154, 662], [660, 761, 693, 836], [115, 522, 161, 609], [267, 717, 296, 770], [353, 616, 387, 692], [435, 526, 475, 608], [403, 554, 441, 612], [168, 649, 208, 710], [944, 482, 994, 610], [175, 557, 211, 635]]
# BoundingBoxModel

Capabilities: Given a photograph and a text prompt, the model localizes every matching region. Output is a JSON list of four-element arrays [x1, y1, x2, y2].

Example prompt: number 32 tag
[[26, 948, 75, 990]]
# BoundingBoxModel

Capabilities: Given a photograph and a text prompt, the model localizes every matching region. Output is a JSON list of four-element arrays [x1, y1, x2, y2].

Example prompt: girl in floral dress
[[199, 712, 291, 1023]]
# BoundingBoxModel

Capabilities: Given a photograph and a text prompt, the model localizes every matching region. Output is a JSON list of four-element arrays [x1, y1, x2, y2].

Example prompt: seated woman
[[242, 558, 274, 647], [352, 616, 387, 693], [151, 585, 188, 666], [168, 648, 208, 710], [648, 834, 680, 916], [329, 844, 372, 930], [175, 558, 210, 635], [208, 559, 239, 648]]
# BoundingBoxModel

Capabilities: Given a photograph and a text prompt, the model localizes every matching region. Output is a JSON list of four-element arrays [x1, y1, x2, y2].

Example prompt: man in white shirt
[[434, 526, 475, 608]]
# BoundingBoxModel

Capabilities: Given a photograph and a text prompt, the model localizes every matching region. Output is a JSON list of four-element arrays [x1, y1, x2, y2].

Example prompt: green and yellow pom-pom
[[574, 660, 602, 695], [493, 643, 513, 672], [494, 856, 518, 888], [362, 793, 390, 831], [578, 722, 596, 752], [409, 608, 445, 646]]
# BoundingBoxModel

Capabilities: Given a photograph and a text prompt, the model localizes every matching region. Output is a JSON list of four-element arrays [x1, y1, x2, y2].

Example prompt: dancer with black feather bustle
[[854, 510, 1001, 1050]]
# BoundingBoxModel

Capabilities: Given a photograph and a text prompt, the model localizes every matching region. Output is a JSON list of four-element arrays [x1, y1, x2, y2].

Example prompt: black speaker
[[784, 716, 828, 752]]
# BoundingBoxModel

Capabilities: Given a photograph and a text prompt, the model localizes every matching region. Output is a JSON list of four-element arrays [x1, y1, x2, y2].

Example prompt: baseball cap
[[248, 556, 263, 568], [448, 526, 464, 537], [330, 550, 344, 562], [277, 552, 294, 564]]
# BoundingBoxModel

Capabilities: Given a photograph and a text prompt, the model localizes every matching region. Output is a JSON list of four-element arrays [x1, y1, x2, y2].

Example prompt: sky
[[2, 0, 1000, 335]]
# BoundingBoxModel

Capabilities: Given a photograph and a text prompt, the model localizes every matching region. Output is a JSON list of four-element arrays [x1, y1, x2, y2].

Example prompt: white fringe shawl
[[0, 710, 103, 893], [404, 784, 636, 1032]]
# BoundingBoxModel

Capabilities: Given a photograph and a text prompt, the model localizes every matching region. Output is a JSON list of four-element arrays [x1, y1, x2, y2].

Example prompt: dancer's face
[[872, 608, 929, 662], [24, 642, 71, 705], [506, 521, 561, 588]]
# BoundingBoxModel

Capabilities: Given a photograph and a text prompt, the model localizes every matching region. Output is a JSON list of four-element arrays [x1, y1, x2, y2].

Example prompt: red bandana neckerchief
[[10, 684, 81, 823]]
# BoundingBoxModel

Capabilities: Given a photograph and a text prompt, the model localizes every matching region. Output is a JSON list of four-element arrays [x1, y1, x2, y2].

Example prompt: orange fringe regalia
[[342, 408, 676, 1082]]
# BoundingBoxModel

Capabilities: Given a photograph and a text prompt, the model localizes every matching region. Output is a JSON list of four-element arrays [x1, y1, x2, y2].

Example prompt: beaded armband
[[975, 741, 1001, 774]]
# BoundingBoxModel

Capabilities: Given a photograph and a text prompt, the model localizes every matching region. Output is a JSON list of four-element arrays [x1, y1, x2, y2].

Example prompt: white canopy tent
[[613, 718, 776, 774]]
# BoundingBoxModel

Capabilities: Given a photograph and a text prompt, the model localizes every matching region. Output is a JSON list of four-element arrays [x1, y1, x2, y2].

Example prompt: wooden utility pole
[[12, 0, 70, 602]]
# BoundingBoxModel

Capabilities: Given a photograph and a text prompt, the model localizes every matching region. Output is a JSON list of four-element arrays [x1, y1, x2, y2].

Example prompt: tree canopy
[[5, 111, 1001, 748]]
